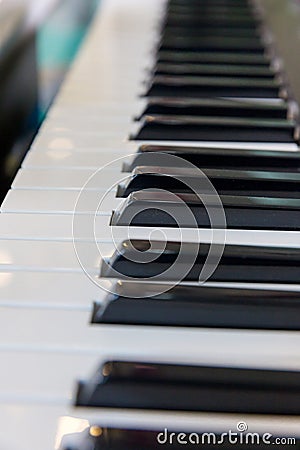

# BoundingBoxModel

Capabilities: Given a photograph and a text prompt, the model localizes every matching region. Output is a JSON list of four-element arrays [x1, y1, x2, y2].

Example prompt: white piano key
[[0, 271, 109, 309], [1, 213, 300, 250], [12, 168, 123, 190], [49, 89, 143, 107], [0, 306, 300, 372], [0, 351, 98, 402], [0, 214, 111, 241], [30, 130, 129, 150], [55, 89, 140, 104], [1, 214, 300, 293], [60, 78, 144, 93], [1, 190, 122, 214], [30, 138, 137, 153], [0, 404, 67, 450], [42, 116, 133, 134], [1, 267, 299, 314], [22, 150, 129, 169], [0, 239, 111, 273], [47, 99, 146, 120]]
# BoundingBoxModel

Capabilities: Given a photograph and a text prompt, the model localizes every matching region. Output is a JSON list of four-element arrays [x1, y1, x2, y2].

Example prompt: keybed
[[1, 0, 300, 449]]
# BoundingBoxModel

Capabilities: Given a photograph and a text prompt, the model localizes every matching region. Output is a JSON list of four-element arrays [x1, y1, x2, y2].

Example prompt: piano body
[[0, 0, 300, 449]]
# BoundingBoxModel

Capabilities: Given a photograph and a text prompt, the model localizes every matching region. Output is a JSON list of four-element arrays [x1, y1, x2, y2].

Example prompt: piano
[[0, 0, 300, 449]]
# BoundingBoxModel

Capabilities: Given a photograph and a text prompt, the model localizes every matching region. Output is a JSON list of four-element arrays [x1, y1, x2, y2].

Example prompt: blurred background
[[0, 0, 99, 201], [2, 0, 300, 205]]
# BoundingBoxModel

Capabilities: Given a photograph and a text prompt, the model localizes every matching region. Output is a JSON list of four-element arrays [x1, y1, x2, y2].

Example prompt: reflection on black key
[[146, 75, 282, 99], [133, 115, 296, 143], [92, 282, 300, 330], [101, 239, 300, 283], [117, 166, 300, 198], [125, 146, 300, 173], [76, 360, 300, 414], [111, 191, 300, 231]]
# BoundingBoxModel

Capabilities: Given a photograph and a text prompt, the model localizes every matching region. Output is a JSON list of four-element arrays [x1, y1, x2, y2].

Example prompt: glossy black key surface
[[125, 146, 300, 172], [170, 0, 249, 5], [117, 166, 300, 199], [111, 191, 300, 231], [133, 115, 296, 143], [155, 62, 275, 78], [101, 240, 300, 283], [139, 97, 287, 119], [167, 5, 252, 15], [163, 26, 260, 40], [92, 283, 300, 330], [159, 36, 264, 53], [146, 75, 282, 99], [76, 360, 300, 414], [165, 16, 257, 29], [85, 361, 300, 387], [158, 50, 270, 65], [168, 2, 251, 10]]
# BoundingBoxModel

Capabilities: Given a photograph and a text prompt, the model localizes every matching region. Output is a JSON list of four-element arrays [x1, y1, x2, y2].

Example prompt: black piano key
[[111, 192, 300, 231], [76, 360, 300, 414], [124, 146, 300, 173], [165, 14, 256, 24], [165, 16, 257, 29], [169, 1, 251, 10], [145, 76, 283, 99], [92, 283, 300, 330], [139, 97, 288, 120], [170, 0, 250, 5], [159, 36, 264, 54], [89, 361, 300, 388], [168, 2, 251, 10], [155, 62, 275, 78], [168, 3, 253, 16], [170, 0, 250, 3], [163, 25, 260, 38], [167, 4, 253, 14], [101, 239, 300, 283], [133, 115, 296, 143], [158, 50, 270, 65], [117, 166, 300, 198]]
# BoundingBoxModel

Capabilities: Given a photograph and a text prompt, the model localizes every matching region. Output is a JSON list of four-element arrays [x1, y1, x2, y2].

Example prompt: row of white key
[[0, 1, 183, 449]]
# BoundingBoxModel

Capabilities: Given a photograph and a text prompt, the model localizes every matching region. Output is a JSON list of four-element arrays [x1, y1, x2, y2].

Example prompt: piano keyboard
[[1, 0, 300, 449]]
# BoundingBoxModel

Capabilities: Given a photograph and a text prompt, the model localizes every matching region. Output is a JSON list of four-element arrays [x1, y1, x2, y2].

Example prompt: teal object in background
[[37, 0, 100, 120], [0, 0, 101, 202]]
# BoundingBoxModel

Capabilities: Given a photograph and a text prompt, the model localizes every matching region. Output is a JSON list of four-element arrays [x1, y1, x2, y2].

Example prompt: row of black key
[[66, 1, 300, 448], [131, 0, 299, 143]]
